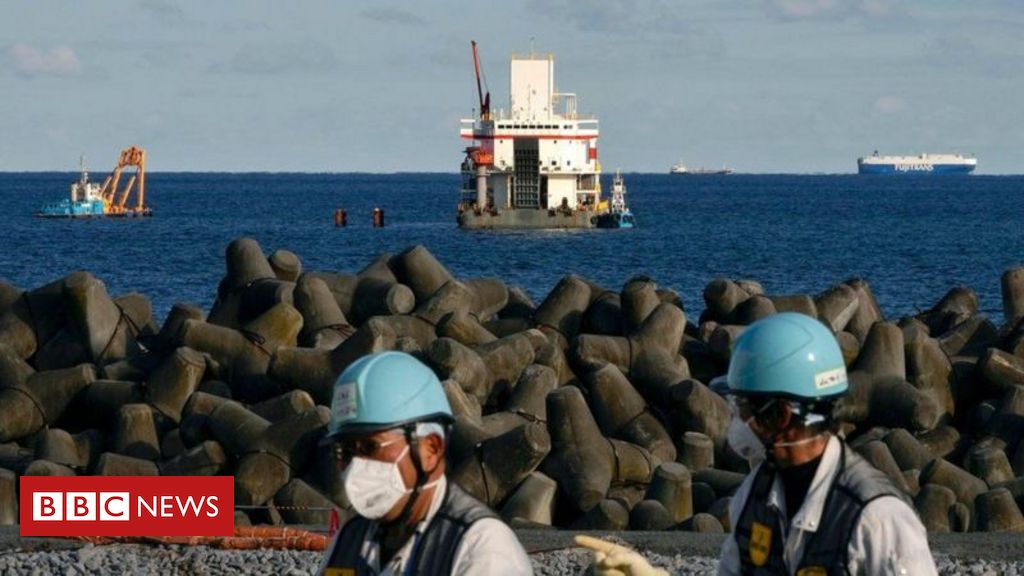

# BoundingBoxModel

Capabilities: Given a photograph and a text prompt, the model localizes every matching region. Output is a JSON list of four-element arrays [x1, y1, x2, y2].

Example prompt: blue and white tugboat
[[595, 171, 635, 229]]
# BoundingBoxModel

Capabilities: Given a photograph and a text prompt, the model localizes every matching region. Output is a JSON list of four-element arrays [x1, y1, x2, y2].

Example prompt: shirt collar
[[789, 435, 841, 532]]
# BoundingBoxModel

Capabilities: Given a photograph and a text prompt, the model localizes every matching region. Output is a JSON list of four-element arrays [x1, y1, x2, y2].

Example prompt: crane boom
[[471, 40, 490, 119]]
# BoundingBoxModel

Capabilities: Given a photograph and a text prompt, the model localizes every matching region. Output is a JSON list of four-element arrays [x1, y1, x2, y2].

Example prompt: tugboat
[[458, 41, 602, 229], [594, 171, 635, 229], [36, 147, 152, 218], [35, 157, 107, 218]]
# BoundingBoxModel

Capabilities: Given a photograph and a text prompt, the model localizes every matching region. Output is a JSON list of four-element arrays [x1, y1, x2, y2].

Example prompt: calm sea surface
[[2, 172, 1021, 324]]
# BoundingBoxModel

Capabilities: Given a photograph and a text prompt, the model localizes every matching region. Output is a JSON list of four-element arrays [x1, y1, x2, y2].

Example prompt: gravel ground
[[1, 544, 1024, 575]]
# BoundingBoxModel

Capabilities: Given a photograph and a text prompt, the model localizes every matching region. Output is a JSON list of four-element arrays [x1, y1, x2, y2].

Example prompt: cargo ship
[[458, 42, 602, 229], [857, 151, 976, 175], [670, 161, 733, 175]]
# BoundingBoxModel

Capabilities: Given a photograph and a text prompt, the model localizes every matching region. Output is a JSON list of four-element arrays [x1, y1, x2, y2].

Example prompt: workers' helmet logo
[[750, 521, 772, 567], [332, 382, 358, 422]]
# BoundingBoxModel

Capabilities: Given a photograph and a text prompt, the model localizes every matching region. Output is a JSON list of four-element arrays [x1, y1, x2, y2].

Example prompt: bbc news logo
[[21, 476, 233, 537]]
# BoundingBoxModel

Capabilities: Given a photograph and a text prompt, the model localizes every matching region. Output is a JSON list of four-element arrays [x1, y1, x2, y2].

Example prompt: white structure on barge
[[458, 43, 603, 229]]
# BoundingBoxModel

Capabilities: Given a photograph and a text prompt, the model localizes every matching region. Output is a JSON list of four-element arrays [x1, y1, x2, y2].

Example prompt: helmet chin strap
[[389, 424, 431, 527]]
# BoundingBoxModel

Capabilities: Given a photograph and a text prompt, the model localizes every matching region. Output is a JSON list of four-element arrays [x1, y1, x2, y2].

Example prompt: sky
[[2, 0, 1022, 174]]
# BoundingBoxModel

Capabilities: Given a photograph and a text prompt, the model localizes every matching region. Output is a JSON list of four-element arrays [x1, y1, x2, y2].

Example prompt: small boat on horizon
[[670, 160, 733, 175]]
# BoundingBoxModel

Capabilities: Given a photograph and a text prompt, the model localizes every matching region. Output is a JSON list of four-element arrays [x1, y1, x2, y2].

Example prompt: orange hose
[[69, 527, 328, 551]]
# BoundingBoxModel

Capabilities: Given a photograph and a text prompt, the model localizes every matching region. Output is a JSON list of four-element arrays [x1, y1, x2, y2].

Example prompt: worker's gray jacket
[[718, 435, 937, 575]]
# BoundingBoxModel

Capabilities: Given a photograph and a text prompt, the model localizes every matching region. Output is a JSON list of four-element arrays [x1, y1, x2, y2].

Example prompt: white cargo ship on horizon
[[857, 151, 977, 175]]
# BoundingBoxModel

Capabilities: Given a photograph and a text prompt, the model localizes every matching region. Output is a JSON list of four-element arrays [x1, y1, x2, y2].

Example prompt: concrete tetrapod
[[667, 379, 733, 468], [545, 386, 614, 512], [843, 278, 884, 343], [233, 406, 331, 506], [937, 314, 999, 359], [629, 500, 676, 531], [702, 278, 749, 323], [966, 444, 1016, 487], [905, 328, 956, 422], [730, 296, 777, 326], [180, 302, 303, 401], [534, 275, 593, 349], [569, 499, 629, 531], [920, 458, 988, 514], [114, 403, 163, 461], [500, 471, 558, 527], [769, 294, 817, 318], [207, 238, 278, 329], [35, 429, 80, 470], [437, 310, 497, 347], [584, 363, 676, 463], [814, 283, 860, 334], [60, 271, 143, 366], [646, 462, 694, 524], [449, 421, 551, 508], [159, 440, 227, 476], [268, 316, 396, 405], [269, 249, 302, 283], [678, 431, 715, 472], [94, 452, 159, 476], [975, 487, 1024, 533], [250, 390, 317, 423], [914, 484, 958, 533], [584, 290, 624, 337], [0, 468, 15, 525], [274, 478, 336, 525], [0, 277, 67, 359], [980, 348, 1024, 391], [881, 428, 935, 472], [575, 303, 688, 404], [293, 275, 352, 350], [347, 258, 417, 326], [388, 245, 455, 305], [146, 346, 206, 423], [1002, 267, 1024, 330], [0, 363, 96, 442]]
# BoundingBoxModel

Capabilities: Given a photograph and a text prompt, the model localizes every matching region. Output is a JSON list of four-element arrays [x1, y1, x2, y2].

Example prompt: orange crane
[[466, 41, 493, 167], [471, 40, 490, 120], [98, 146, 151, 217]]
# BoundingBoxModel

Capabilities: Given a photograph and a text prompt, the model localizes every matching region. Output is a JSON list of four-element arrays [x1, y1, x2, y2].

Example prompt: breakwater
[[1, 237, 1023, 534]]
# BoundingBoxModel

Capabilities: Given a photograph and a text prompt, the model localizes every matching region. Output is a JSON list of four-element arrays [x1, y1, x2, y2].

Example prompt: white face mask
[[343, 445, 412, 519], [727, 416, 766, 465], [342, 444, 441, 520]]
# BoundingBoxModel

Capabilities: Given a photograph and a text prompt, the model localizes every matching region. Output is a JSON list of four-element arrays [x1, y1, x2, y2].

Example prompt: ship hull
[[857, 162, 975, 175], [458, 208, 596, 229]]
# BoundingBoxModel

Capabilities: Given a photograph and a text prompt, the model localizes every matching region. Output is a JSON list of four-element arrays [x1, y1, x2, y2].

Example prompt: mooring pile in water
[[1, 238, 1023, 533]]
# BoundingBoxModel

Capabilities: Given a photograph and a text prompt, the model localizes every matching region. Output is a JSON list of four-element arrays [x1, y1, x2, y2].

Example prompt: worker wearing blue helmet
[[716, 313, 936, 575], [318, 351, 532, 576], [581, 313, 937, 576]]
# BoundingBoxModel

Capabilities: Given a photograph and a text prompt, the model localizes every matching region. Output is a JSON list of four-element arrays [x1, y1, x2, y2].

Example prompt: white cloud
[[873, 95, 906, 114], [7, 44, 81, 77]]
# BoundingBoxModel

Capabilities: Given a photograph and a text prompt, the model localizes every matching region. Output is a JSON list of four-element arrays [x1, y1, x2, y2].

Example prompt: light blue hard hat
[[327, 351, 453, 438], [727, 312, 848, 402]]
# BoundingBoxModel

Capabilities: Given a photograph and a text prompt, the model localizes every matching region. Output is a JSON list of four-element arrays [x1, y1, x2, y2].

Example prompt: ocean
[[2, 172, 1022, 325]]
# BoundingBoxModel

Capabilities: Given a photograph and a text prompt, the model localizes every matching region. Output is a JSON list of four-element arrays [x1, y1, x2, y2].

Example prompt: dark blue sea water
[[2, 172, 1022, 325]]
